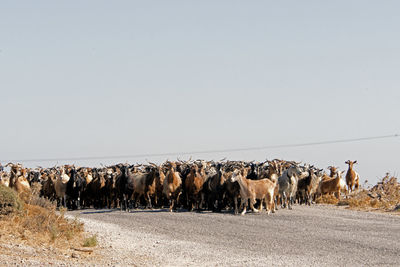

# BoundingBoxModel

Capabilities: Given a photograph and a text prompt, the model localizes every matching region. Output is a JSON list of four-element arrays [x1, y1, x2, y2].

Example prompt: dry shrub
[[27, 186, 55, 210], [0, 185, 84, 248], [0, 185, 24, 217], [315, 194, 339, 205], [342, 174, 400, 213]]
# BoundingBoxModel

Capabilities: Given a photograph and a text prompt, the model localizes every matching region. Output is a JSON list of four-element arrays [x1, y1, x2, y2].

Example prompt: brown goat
[[14, 168, 31, 196], [222, 170, 240, 214], [327, 166, 338, 178], [6, 164, 31, 196], [163, 162, 182, 212], [154, 165, 166, 207], [41, 171, 56, 201], [185, 164, 206, 211], [317, 171, 345, 199], [345, 160, 359, 193]]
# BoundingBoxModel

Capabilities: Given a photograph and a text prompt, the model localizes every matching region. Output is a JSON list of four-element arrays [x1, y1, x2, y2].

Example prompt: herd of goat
[[0, 159, 360, 215]]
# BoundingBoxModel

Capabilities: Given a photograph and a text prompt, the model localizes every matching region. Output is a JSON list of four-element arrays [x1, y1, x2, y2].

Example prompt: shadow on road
[[80, 209, 120, 214], [74, 207, 242, 215]]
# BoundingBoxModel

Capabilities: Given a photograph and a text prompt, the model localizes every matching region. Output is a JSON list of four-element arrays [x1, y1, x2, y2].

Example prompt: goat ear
[[354, 160, 358, 164]]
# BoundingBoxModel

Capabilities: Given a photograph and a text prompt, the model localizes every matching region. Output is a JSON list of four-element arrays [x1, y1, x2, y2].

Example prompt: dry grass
[[0, 184, 86, 249], [317, 174, 400, 214], [0, 185, 24, 217], [315, 194, 339, 205], [342, 175, 400, 212]]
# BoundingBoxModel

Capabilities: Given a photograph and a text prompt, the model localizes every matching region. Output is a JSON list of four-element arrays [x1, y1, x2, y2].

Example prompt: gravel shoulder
[[66, 205, 400, 266]]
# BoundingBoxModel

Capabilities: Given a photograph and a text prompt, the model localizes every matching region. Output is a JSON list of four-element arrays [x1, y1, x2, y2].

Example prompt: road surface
[[68, 205, 400, 266]]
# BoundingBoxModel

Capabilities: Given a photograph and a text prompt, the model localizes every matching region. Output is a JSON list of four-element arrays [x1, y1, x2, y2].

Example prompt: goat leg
[[146, 193, 152, 209], [250, 198, 259, 213], [169, 199, 174, 212], [234, 196, 238, 215], [240, 198, 247, 215]]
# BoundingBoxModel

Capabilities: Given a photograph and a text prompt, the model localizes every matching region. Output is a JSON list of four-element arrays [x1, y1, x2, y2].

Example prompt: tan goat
[[0, 172, 10, 187], [163, 162, 182, 212], [6, 163, 30, 195], [230, 168, 276, 215], [55, 165, 70, 207], [345, 160, 360, 193], [14, 168, 31, 196], [317, 171, 345, 199]]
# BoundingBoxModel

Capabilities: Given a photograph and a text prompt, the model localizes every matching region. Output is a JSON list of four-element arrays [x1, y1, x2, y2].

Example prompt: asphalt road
[[68, 205, 400, 266]]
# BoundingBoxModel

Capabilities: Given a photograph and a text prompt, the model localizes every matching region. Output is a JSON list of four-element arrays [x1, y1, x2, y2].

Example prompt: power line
[[1, 134, 398, 163]]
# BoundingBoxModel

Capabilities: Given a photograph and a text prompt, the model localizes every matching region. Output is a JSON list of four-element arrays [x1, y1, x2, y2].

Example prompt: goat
[[0, 172, 10, 187], [84, 168, 107, 208], [303, 168, 323, 205], [265, 163, 279, 212], [163, 162, 182, 212], [66, 167, 86, 209], [6, 163, 31, 197], [246, 162, 259, 180], [327, 166, 338, 178], [27, 169, 41, 186], [41, 170, 56, 201], [130, 166, 156, 209], [345, 160, 360, 193], [317, 171, 345, 199], [143, 166, 160, 209], [222, 170, 240, 214], [13, 168, 31, 196], [230, 168, 276, 215], [202, 163, 226, 212], [151, 164, 166, 208], [54, 166, 71, 208], [185, 164, 209, 211], [278, 164, 308, 209], [105, 167, 118, 208], [117, 165, 135, 211]]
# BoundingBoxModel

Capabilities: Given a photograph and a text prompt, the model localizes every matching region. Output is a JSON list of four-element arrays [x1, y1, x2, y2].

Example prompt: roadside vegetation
[[0, 184, 85, 247], [317, 174, 400, 213]]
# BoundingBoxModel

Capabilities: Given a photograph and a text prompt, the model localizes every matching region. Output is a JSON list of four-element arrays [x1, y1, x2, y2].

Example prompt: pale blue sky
[[1, 1, 399, 184]]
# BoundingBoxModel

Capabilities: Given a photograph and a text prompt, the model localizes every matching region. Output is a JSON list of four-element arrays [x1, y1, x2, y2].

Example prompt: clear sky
[[1, 1, 399, 184]]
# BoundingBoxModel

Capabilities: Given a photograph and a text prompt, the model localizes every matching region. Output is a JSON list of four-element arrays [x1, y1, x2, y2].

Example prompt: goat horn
[[148, 162, 158, 167]]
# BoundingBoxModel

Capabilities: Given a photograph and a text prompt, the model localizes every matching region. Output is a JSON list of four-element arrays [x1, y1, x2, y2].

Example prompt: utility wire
[[1, 134, 398, 163]]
